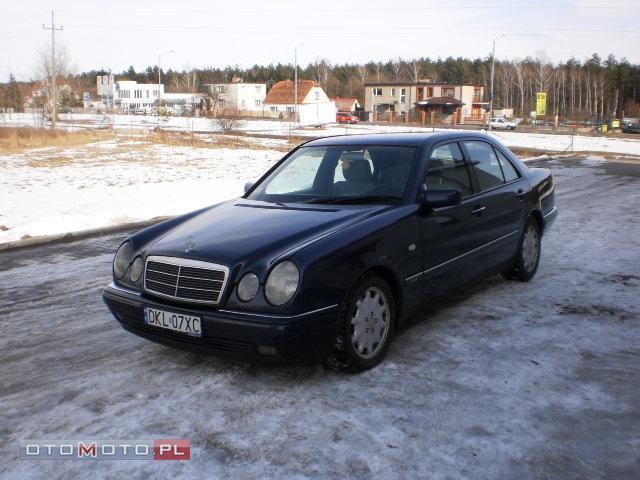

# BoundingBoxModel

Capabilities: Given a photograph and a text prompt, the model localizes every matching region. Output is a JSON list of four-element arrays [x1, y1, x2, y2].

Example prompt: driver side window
[[425, 143, 472, 197]]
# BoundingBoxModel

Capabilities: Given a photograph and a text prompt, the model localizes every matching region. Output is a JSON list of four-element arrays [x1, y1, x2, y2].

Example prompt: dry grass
[[0, 127, 115, 153], [143, 130, 293, 152], [27, 156, 75, 168]]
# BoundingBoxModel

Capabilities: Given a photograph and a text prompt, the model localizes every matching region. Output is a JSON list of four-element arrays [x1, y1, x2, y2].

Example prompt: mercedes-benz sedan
[[102, 132, 557, 370]]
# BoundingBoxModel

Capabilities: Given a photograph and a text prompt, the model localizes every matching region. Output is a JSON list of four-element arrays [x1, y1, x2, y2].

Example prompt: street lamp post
[[157, 50, 174, 125], [488, 34, 506, 131]]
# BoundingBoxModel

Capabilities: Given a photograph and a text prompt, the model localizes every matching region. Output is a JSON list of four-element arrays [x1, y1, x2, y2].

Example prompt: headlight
[[237, 272, 259, 302], [113, 241, 132, 279], [265, 261, 299, 306], [129, 256, 144, 283]]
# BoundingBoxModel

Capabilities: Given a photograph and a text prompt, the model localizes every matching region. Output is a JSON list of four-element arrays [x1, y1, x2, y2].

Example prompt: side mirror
[[244, 181, 254, 194], [420, 186, 461, 212]]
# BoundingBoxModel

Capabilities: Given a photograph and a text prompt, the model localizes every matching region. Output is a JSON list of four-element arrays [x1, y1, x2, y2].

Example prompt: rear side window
[[496, 149, 519, 182], [426, 143, 472, 197], [463, 141, 504, 191]]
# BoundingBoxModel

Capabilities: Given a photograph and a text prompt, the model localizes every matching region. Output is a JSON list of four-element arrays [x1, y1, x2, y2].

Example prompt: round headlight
[[265, 261, 299, 306], [113, 241, 132, 279], [237, 272, 259, 302], [129, 256, 144, 283]]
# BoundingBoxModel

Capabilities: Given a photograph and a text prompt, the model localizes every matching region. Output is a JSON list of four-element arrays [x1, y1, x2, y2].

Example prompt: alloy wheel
[[521, 224, 540, 272], [350, 287, 390, 359]]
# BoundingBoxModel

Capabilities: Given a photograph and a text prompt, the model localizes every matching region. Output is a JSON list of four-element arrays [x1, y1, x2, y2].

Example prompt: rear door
[[417, 141, 487, 297], [461, 140, 528, 269]]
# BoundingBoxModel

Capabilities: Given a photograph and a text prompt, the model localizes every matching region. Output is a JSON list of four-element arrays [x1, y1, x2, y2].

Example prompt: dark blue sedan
[[103, 132, 557, 370]]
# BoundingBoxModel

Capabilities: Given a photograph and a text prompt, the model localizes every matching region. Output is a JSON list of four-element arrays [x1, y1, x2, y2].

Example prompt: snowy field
[[1, 157, 639, 479], [3, 112, 640, 156], [0, 138, 283, 243]]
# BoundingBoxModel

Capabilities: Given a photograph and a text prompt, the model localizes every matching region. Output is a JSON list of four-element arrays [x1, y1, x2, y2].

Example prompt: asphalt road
[[1, 157, 639, 479]]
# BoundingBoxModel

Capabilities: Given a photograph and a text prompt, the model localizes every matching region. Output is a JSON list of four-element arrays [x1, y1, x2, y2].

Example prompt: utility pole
[[294, 46, 298, 124], [43, 11, 63, 130], [293, 43, 303, 125]]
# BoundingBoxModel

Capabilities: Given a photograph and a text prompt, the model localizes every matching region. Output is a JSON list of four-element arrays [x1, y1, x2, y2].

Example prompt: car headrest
[[342, 158, 372, 182]]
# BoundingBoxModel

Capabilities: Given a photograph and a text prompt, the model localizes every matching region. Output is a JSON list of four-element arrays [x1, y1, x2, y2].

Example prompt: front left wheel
[[330, 274, 396, 371]]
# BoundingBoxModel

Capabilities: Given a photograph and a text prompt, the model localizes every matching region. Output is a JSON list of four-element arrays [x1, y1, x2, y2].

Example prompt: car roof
[[303, 131, 495, 147]]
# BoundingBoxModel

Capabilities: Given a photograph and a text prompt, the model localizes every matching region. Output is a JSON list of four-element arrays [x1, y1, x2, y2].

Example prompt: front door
[[418, 142, 487, 297]]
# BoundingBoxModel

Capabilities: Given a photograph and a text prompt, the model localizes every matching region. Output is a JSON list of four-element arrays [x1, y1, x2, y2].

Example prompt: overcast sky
[[2, 0, 639, 82]]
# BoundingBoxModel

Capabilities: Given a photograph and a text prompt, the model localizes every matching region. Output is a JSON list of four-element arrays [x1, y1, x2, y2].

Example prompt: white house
[[204, 78, 266, 113], [263, 80, 335, 126], [96, 75, 201, 114]]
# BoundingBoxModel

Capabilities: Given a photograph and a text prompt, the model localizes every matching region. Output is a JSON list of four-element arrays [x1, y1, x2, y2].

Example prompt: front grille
[[144, 256, 229, 305]]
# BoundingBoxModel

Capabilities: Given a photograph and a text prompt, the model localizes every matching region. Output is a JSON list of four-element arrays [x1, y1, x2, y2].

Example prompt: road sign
[[536, 92, 547, 116]]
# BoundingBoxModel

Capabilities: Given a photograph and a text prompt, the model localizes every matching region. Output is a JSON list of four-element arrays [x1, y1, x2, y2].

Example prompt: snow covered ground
[[1, 157, 639, 479], [3, 112, 640, 156], [0, 138, 283, 243]]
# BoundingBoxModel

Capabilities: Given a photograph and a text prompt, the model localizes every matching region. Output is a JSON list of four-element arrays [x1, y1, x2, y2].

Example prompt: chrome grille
[[143, 256, 229, 305]]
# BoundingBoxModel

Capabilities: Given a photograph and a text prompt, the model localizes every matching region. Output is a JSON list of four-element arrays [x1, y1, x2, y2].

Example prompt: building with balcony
[[364, 80, 486, 124]]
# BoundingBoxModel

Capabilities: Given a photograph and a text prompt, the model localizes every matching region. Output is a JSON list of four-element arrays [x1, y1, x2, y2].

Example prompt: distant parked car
[[621, 121, 640, 134], [103, 132, 557, 370], [490, 117, 516, 130], [336, 112, 358, 124]]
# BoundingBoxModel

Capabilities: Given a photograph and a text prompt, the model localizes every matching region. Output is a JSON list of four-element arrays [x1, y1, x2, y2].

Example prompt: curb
[[0, 217, 169, 253]]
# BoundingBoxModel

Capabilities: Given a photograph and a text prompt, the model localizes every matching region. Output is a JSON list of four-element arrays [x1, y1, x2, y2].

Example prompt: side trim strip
[[405, 229, 520, 282]]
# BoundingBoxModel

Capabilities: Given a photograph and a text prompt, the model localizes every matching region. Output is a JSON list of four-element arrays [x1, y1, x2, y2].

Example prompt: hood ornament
[[184, 235, 196, 253]]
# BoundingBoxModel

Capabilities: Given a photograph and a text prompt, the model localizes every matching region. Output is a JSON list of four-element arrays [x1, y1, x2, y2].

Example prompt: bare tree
[[534, 51, 553, 94], [388, 57, 404, 80], [512, 59, 526, 116], [172, 64, 198, 93], [204, 84, 229, 116], [373, 61, 385, 82], [409, 59, 421, 83], [34, 40, 72, 129], [313, 58, 333, 92]]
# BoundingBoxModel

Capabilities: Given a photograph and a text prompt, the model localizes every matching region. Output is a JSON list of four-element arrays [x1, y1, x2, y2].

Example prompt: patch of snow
[[0, 140, 282, 243]]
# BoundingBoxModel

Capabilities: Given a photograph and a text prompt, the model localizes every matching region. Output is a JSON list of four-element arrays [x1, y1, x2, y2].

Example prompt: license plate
[[144, 307, 202, 337]]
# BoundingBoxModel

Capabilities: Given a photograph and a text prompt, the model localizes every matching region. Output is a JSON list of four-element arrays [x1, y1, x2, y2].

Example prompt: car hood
[[146, 199, 388, 266]]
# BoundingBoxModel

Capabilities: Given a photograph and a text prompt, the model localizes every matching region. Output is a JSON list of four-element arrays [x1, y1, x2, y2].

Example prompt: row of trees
[[3, 52, 640, 119]]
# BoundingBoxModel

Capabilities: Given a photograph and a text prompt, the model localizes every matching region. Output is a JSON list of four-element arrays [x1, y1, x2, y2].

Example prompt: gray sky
[[2, 0, 639, 82]]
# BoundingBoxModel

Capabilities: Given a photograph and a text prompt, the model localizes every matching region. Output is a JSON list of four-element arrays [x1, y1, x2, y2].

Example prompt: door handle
[[472, 205, 486, 216], [516, 189, 525, 200]]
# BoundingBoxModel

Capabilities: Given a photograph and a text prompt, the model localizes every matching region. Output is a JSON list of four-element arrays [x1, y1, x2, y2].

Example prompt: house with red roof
[[332, 97, 360, 113], [263, 80, 336, 126]]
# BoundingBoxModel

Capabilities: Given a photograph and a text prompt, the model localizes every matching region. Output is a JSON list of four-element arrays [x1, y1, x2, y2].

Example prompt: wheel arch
[[350, 264, 405, 326]]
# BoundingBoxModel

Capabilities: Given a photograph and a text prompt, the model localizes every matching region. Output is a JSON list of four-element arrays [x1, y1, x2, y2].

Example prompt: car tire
[[505, 217, 541, 282], [329, 273, 396, 371]]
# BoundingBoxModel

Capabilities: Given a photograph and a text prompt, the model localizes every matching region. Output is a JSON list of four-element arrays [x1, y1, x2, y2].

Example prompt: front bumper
[[102, 283, 339, 363]]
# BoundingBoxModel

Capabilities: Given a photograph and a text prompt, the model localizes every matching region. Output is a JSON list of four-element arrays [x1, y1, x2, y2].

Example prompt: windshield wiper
[[304, 195, 401, 205]]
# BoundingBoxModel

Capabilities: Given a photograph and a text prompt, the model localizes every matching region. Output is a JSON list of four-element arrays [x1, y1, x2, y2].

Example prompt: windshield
[[247, 145, 417, 204]]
